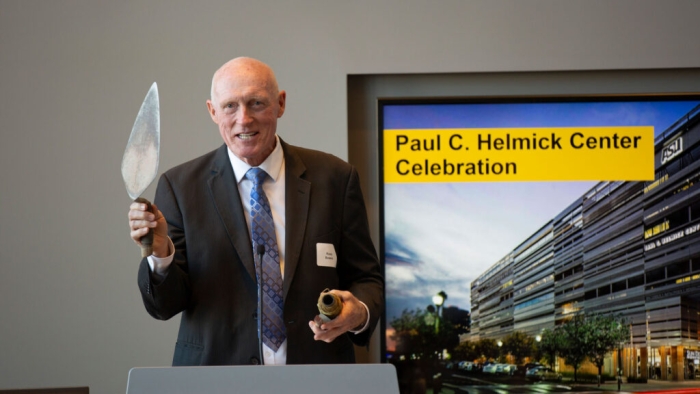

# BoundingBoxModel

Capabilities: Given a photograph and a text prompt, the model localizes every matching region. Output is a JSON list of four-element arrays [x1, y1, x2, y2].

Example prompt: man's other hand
[[308, 290, 368, 343]]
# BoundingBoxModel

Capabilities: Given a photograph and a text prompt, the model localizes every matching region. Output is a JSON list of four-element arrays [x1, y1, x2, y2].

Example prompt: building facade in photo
[[470, 105, 700, 381]]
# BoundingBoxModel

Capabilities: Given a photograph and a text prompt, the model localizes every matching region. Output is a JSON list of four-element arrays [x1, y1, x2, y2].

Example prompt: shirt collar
[[228, 134, 284, 184]]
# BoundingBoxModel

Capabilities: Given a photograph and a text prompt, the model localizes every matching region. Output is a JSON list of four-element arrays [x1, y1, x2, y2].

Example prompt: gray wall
[[1, 0, 699, 393]]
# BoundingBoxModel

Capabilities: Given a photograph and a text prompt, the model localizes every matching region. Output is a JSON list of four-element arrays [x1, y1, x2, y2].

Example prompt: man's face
[[207, 65, 285, 166]]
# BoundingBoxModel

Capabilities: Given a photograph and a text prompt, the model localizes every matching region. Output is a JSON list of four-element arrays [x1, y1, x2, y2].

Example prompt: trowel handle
[[314, 289, 343, 327], [134, 197, 154, 257]]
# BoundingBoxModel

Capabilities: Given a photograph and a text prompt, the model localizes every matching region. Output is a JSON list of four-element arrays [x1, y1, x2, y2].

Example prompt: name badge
[[316, 243, 337, 268]]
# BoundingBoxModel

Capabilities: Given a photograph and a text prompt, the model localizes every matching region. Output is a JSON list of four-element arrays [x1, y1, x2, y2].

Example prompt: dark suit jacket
[[137, 140, 383, 366]]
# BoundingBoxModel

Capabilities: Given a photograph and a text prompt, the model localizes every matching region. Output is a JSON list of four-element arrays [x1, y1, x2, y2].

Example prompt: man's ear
[[277, 90, 286, 118], [206, 100, 218, 123]]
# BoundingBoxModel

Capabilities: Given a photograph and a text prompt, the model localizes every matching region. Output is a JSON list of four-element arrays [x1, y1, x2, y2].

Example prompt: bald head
[[206, 56, 286, 166], [210, 57, 279, 105]]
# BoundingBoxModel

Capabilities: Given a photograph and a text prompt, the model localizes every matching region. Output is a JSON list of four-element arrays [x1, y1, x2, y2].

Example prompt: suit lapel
[[282, 141, 310, 299], [207, 144, 256, 281]]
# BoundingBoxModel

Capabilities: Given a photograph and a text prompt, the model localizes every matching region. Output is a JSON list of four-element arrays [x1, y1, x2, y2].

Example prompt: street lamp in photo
[[498, 340, 503, 363], [432, 291, 447, 336], [433, 291, 447, 317], [427, 295, 445, 388]]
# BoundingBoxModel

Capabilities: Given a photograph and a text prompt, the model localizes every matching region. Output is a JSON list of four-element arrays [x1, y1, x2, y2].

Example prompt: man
[[128, 57, 383, 366]]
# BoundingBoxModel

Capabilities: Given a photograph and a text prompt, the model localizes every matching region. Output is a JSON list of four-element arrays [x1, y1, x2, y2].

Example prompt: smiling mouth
[[237, 132, 259, 140]]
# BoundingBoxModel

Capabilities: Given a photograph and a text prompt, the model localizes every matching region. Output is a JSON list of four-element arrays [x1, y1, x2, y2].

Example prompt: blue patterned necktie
[[246, 167, 286, 352]]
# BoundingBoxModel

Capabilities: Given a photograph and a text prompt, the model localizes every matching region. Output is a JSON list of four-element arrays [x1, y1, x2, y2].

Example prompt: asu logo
[[661, 136, 683, 165]]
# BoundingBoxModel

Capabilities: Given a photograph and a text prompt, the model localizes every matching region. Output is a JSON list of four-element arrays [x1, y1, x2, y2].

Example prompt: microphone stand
[[256, 244, 265, 365]]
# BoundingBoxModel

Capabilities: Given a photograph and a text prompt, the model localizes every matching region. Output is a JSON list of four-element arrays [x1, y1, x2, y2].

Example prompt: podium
[[126, 364, 399, 394]]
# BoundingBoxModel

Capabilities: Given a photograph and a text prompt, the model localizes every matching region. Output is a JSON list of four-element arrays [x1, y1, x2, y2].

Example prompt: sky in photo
[[382, 99, 700, 325]]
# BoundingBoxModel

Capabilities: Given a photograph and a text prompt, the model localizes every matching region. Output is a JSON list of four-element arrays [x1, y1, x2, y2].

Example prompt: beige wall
[[2, 0, 700, 392]]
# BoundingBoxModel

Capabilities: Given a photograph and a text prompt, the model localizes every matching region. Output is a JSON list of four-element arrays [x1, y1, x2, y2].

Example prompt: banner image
[[380, 97, 700, 389]]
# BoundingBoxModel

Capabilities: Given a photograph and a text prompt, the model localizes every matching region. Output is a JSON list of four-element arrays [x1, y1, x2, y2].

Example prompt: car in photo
[[523, 362, 542, 373], [458, 361, 474, 371], [482, 363, 499, 374], [502, 364, 518, 376], [526, 366, 562, 382]]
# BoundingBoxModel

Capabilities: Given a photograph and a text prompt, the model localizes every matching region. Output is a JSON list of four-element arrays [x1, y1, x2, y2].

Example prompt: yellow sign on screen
[[383, 127, 654, 183]]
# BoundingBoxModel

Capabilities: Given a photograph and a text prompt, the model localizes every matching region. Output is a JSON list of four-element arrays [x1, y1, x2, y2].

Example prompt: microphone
[[256, 243, 265, 365]]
